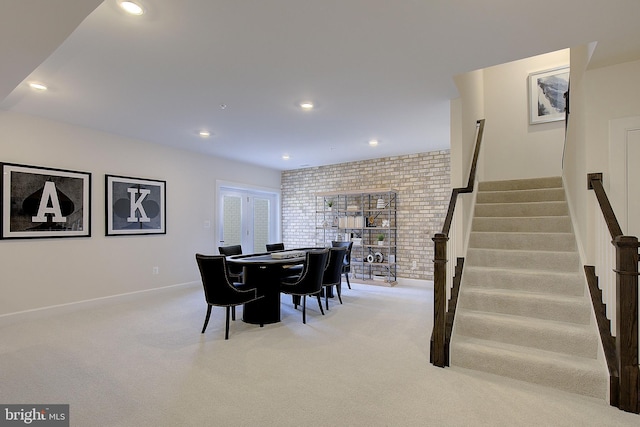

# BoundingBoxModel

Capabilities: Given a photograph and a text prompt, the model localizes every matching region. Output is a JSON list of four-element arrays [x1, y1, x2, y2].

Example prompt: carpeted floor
[[1, 281, 638, 426]]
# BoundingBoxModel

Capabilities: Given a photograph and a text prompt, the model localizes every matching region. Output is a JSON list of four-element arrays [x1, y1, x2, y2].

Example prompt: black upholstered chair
[[322, 246, 347, 310], [266, 243, 285, 252], [331, 241, 353, 289], [218, 244, 244, 282], [280, 249, 329, 324], [195, 254, 262, 339]]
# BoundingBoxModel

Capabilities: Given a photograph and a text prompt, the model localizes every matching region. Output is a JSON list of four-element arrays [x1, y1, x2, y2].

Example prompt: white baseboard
[[0, 281, 199, 327]]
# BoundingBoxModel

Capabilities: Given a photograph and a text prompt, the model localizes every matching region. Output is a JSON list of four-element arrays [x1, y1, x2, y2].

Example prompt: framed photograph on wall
[[106, 175, 166, 236], [528, 66, 569, 124], [1, 163, 91, 239]]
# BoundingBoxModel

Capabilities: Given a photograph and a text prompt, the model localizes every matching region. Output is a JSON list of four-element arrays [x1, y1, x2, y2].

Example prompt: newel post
[[431, 233, 448, 367], [614, 235, 639, 413]]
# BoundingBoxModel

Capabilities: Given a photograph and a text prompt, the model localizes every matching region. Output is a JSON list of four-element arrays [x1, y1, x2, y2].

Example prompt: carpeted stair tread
[[475, 201, 568, 217], [476, 188, 566, 203], [454, 310, 598, 358], [466, 248, 580, 272], [450, 336, 607, 399], [469, 231, 576, 251], [472, 216, 572, 233], [462, 266, 585, 296], [459, 287, 592, 324]]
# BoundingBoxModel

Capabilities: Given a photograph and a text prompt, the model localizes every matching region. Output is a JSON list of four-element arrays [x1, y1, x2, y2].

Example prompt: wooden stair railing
[[430, 119, 485, 368], [587, 172, 639, 413]]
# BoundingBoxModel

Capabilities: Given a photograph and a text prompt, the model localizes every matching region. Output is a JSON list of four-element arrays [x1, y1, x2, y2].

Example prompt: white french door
[[218, 187, 279, 254]]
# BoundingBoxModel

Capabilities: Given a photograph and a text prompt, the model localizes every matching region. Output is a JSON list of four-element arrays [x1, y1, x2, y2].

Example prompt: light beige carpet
[[1, 280, 638, 426]]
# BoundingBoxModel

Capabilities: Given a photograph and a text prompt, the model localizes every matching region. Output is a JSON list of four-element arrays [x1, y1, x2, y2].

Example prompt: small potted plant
[[377, 234, 385, 246], [326, 199, 334, 211]]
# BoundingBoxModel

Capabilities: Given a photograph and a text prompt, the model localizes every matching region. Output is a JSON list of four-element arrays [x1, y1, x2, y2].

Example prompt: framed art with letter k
[[1, 163, 91, 239], [105, 175, 166, 236]]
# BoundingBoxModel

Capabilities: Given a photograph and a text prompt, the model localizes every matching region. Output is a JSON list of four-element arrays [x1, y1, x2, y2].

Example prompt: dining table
[[226, 248, 321, 325]]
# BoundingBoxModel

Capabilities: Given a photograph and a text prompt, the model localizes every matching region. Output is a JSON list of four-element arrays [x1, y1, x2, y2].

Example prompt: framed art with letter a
[[106, 175, 166, 236], [1, 163, 91, 239]]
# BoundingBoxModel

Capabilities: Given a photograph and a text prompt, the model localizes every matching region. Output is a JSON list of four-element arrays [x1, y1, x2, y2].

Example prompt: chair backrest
[[266, 243, 285, 252], [323, 247, 347, 286], [331, 241, 353, 266], [195, 254, 253, 306], [218, 245, 242, 256], [290, 249, 329, 294]]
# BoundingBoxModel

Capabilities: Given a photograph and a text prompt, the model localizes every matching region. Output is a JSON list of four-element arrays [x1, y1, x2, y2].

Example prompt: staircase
[[449, 176, 608, 399]]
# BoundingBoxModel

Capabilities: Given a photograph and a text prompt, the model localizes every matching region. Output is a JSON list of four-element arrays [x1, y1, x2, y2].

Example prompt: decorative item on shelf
[[366, 254, 375, 263], [367, 215, 376, 227], [377, 198, 385, 209], [325, 199, 334, 211], [382, 219, 390, 227], [347, 205, 359, 212], [389, 254, 396, 264], [377, 234, 385, 246], [374, 252, 384, 263]]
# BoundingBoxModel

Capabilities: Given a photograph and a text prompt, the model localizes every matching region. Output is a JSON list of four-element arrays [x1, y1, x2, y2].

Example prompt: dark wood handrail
[[587, 172, 639, 414], [431, 119, 485, 368], [588, 173, 623, 238], [441, 119, 485, 236]]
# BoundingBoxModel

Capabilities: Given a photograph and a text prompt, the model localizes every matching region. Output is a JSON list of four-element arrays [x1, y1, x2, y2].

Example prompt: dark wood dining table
[[226, 249, 319, 324]]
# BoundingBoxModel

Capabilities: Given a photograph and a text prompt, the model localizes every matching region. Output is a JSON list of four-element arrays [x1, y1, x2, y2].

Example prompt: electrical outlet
[[152, 266, 159, 275]]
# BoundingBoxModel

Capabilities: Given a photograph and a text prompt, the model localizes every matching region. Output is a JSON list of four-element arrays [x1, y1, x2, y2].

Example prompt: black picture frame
[[1, 162, 91, 239], [105, 175, 166, 236]]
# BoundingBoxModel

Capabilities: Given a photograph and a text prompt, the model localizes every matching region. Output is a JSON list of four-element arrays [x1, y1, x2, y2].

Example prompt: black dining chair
[[195, 254, 263, 339], [322, 246, 347, 310], [218, 244, 244, 282], [331, 241, 354, 289], [280, 249, 329, 324], [266, 243, 285, 252]]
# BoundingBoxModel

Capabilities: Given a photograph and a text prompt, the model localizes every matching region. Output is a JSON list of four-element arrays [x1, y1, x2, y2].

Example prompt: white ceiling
[[2, 0, 640, 171]]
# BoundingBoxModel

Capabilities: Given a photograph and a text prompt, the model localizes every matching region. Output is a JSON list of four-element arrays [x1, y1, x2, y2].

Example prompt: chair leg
[[325, 288, 330, 310], [337, 283, 343, 304], [232, 306, 236, 321], [345, 272, 351, 289], [201, 305, 212, 333], [316, 294, 325, 315], [225, 306, 231, 340], [302, 295, 307, 324]]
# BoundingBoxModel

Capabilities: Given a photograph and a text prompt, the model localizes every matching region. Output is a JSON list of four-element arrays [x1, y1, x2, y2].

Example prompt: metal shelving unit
[[315, 189, 397, 285]]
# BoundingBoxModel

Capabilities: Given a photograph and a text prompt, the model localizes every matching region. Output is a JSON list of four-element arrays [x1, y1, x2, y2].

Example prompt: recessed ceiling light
[[282, 154, 290, 160], [299, 102, 314, 110], [120, 1, 144, 15], [28, 82, 47, 91], [369, 139, 379, 147], [199, 130, 211, 137]]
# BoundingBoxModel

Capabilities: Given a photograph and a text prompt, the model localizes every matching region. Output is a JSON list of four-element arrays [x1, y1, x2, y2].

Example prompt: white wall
[[482, 49, 570, 181], [0, 111, 281, 316]]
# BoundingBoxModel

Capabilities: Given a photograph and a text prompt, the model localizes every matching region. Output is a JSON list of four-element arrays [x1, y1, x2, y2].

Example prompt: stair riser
[[450, 341, 607, 399], [469, 232, 576, 252], [472, 217, 572, 233], [475, 202, 568, 217], [454, 314, 598, 358], [476, 188, 566, 204], [478, 177, 563, 191], [466, 249, 580, 273], [459, 292, 592, 324], [462, 268, 585, 296]]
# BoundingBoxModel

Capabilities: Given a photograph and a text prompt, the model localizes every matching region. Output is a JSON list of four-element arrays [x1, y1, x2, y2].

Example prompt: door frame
[[609, 116, 640, 234], [215, 180, 281, 253]]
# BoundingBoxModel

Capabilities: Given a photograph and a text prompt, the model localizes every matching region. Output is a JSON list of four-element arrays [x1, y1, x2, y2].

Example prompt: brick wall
[[281, 150, 450, 280]]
